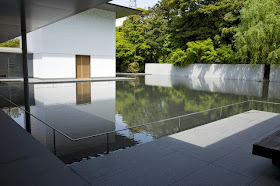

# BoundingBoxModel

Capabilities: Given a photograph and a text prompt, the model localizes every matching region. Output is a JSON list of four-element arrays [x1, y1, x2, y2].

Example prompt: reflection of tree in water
[[116, 77, 269, 138], [3, 107, 22, 118], [128, 76, 141, 87], [251, 100, 280, 114]]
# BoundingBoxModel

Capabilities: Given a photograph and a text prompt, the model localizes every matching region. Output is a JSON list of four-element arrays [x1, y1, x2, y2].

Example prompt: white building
[[26, 3, 139, 79]]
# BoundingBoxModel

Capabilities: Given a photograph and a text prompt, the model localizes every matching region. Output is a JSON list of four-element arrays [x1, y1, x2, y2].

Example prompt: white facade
[[27, 7, 116, 79]]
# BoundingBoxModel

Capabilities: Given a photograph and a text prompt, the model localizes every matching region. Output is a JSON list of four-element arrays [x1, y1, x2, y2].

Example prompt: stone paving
[[70, 110, 280, 185]]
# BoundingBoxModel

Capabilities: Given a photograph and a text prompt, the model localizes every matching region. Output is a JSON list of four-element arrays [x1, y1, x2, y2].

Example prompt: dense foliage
[[117, 0, 246, 72], [235, 0, 280, 65], [0, 39, 20, 48]]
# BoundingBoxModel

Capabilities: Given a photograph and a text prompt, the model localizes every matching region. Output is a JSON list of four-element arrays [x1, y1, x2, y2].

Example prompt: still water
[[1, 75, 280, 164]]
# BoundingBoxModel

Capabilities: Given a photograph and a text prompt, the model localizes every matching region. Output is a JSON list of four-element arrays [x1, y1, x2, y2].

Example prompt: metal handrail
[[251, 100, 280, 105], [0, 95, 74, 141], [2, 96, 280, 142], [73, 100, 251, 141]]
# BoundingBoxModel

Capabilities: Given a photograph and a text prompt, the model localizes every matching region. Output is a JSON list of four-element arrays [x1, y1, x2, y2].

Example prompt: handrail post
[[53, 129, 56, 155], [249, 101, 252, 110], [178, 117, 181, 132], [106, 133, 109, 154], [220, 107, 223, 118]]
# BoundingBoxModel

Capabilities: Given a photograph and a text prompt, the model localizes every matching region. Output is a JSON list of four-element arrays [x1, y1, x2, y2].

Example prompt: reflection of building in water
[[0, 83, 35, 107], [0, 83, 35, 128], [76, 82, 91, 104], [28, 81, 136, 163], [145, 75, 264, 97]]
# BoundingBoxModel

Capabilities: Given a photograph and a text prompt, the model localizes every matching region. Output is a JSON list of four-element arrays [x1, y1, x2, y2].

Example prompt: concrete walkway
[[0, 110, 90, 186], [0, 77, 135, 84], [70, 110, 280, 185]]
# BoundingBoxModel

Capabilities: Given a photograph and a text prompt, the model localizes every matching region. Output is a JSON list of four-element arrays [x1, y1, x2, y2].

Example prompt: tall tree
[[116, 0, 247, 71], [235, 0, 280, 80]]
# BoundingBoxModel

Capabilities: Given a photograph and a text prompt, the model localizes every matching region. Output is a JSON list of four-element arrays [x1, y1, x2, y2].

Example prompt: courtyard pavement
[[70, 110, 280, 185]]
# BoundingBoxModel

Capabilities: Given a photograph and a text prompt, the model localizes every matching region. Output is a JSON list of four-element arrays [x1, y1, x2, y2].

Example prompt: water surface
[[1, 75, 280, 164]]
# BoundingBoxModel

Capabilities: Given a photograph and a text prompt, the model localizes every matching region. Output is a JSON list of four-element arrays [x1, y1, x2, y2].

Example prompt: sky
[[110, 0, 160, 26], [111, 0, 159, 9]]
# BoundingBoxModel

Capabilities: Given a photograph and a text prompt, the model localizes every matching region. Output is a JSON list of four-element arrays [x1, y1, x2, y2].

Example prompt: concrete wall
[[269, 65, 280, 82], [27, 8, 116, 78], [32, 54, 76, 79], [145, 63, 265, 81]]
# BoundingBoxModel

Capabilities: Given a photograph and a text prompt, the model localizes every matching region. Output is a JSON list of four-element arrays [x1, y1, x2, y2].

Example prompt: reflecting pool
[[1, 75, 280, 164]]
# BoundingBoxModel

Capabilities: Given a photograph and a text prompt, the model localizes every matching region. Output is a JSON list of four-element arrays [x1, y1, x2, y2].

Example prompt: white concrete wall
[[33, 54, 76, 79], [91, 56, 116, 78], [27, 8, 116, 78], [269, 65, 280, 82], [145, 63, 265, 81]]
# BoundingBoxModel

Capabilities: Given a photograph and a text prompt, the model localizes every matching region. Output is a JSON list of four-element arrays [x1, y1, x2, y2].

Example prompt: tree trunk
[[263, 63, 271, 81], [262, 81, 269, 98]]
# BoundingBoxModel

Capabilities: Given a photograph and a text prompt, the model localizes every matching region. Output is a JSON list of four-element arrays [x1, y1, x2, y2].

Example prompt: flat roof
[[98, 3, 142, 19], [0, 0, 111, 43]]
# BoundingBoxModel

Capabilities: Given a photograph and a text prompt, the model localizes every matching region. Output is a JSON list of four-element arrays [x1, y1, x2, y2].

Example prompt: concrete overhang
[[98, 3, 142, 19], [0, 0, 111, 43]]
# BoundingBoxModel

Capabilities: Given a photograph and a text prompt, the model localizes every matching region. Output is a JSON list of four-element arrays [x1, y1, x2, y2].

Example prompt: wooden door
[[76, 55, 90, 79]]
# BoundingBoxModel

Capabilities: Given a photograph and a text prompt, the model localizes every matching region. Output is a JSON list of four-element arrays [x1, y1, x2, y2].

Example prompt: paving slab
[[250, 165, 280, 185], [171, 164, 252, 185], [213, 140, 272, 179], [94, 151, 208, 186], [70, 141, 177, 182]]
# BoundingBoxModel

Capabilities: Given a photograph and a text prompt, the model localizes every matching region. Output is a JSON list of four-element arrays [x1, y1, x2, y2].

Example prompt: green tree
[[170, 38, 217, 66], [0, 38, 20, 48], [185, 38, 217, 64], [117, 10, 151, 72], [144, 4, 171, 64], [235, 0, 280, 65], [216, 45, 236, 64], [116, 0, 247, 70], [127, 62, 140, 73], [116, 31, 135, 72], [169, 48, 189, 67]]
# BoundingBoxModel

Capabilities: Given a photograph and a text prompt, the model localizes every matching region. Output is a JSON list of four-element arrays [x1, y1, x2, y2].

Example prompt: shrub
[[127, 62, 140, 73], [0, 39, 20, 48]]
